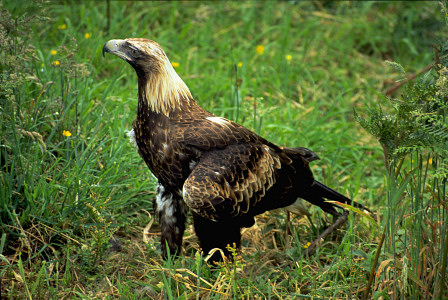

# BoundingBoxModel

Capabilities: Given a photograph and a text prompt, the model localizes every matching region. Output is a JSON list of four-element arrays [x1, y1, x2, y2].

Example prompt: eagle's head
[[102, 38, 168, 77], [103, 38, 192, 116]]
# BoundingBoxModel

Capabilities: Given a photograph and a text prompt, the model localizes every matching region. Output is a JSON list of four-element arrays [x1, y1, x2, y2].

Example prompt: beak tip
[[102, 39, 129, 61], [102, 42, 109, 58]]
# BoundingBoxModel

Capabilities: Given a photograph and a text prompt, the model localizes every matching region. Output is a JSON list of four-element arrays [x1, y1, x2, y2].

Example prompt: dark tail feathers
[[303, 181, 370, 216]]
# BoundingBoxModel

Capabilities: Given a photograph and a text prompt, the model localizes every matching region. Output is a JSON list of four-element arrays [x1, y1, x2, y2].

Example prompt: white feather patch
[[126, 128, 138, 149], [189, 160, 198, 171], [156, 184, 176, 225], [206, 116, 229, 125]]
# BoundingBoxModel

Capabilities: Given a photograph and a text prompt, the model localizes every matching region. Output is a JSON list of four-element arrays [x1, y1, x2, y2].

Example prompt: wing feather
[[174, 113, 282, 153], [182, 143, 281, 221]]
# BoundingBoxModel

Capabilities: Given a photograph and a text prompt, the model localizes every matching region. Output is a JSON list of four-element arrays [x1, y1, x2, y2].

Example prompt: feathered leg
[[156, 184, 187, 259], [192, 213, 242, 263]]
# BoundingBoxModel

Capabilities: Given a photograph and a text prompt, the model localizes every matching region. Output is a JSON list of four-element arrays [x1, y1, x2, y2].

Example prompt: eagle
[[102, 38, 368, 262]]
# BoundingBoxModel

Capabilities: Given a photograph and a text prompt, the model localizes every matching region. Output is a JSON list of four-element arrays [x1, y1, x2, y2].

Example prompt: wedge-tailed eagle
[[102, 38, 368, 262]]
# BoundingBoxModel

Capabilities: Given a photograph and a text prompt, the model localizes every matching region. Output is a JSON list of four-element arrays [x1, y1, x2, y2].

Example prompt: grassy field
[[1, 1, 447, 299]]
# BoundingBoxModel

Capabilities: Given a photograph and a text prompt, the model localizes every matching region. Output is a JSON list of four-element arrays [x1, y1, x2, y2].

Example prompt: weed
[[355, 42, 448, 299]]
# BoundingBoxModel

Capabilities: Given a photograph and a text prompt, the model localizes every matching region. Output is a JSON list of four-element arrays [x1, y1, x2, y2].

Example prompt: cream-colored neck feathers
[[141, 59, 192, 116]]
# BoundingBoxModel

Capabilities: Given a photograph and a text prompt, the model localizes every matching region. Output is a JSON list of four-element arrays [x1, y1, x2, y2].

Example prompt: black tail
[[303, 181, 370, 216]]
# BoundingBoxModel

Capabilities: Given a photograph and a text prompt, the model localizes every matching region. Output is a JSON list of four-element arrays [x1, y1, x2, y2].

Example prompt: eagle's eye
[[129, 46, 139, 57]]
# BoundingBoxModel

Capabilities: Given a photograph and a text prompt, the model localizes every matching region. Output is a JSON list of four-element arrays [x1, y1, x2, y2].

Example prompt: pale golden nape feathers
[[106, 38, 193, 116], [132, 39, 192, 116]]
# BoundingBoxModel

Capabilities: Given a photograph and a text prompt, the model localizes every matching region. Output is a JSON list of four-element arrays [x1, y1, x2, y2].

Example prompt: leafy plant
[[355, 42, 448, 299]]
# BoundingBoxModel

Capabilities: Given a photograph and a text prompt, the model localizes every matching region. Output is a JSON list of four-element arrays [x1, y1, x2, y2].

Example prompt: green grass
[[1, 1, 447, 299]]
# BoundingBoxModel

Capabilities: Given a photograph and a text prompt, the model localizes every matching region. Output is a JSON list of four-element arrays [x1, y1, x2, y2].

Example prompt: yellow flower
[[172, 62, 180, 68], [237, 62, 243, 67], [428, 158, 433, 165], [58, 24, 66, 30], [53, 60, 60, 66], [85, 33, 90, 39], [51, 50, 57, 55], [285, 54, 292, 61], [304, 242, 311, 249], [62, 130, 72, 137], [256, 45, 264, 55]]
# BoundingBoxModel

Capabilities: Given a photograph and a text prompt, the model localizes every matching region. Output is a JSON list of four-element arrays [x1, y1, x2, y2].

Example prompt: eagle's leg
[[156, 184, 187, 259], [192, 213, 242, 263]]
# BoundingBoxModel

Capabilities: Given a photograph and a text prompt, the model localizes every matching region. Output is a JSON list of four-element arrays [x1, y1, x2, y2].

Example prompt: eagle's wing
[[182, 143, 283, 221], [174, 115, 282, 152]]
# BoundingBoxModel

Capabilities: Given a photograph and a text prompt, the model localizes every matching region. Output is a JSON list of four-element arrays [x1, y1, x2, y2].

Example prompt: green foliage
[[355, 53, 448, 171], [1, 1, 155, 296], [355, 41, 448, 298]]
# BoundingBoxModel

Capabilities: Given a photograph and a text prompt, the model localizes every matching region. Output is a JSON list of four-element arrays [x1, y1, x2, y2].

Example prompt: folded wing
[[182, 143, 282, 221]]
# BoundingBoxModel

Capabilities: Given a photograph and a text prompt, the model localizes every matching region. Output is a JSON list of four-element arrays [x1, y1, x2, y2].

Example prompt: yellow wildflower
[[62, 130, 72, 137], [85, 33, 91, 39], [172, 62, 180, 68], [53, 60, 60, 66], [429, 158, 433, 165], [256, 45, 264, 55], [304, 242, 311, 249], [51, 50, 57, 55], [285, 54, 292, 61], [58, 24, 66, 30], [237, 62, 243, 67]]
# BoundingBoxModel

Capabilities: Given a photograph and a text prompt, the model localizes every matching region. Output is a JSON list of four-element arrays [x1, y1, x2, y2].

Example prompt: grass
[[1, 1, 447, 299]]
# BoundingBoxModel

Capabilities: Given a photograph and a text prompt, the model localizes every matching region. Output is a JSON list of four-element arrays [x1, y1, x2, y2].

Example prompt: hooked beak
[[102, 39, 130, 61]]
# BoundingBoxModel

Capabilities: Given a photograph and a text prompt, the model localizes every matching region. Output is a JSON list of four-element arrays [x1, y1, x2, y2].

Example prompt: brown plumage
[[103, 38, 368, 261]]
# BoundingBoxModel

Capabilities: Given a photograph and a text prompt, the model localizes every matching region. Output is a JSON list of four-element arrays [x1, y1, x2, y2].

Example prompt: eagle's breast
[[134, 104, 200, 193]]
